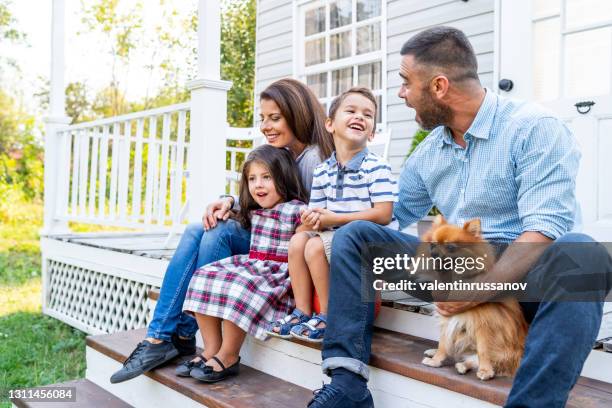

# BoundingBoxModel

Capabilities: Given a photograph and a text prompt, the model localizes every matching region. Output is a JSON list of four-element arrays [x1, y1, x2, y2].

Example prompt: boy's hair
[[328, 87, 378, 132], [236, 144, 308, 230], [260, 78, 334, 160]]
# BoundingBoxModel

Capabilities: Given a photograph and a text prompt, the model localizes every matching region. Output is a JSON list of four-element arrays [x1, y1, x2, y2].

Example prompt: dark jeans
[[146, 220, 251, 342], [321, 220, 611, 408]]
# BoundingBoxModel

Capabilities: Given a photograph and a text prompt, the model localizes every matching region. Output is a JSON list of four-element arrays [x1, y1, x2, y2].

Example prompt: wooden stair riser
[[86, 348, 203, 408]]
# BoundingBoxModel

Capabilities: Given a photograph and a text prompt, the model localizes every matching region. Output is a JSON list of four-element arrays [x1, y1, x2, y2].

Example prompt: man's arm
[[438, 117, 579, 315]]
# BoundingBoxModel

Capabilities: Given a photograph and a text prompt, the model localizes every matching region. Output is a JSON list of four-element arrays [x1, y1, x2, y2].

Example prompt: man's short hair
[[400, 26, 479, 82]]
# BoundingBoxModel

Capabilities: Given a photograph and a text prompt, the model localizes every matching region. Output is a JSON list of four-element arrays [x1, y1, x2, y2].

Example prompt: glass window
[[305, 38, 326, 66], [357, 61, 382, 90], [566, 0, 612, 30], [305, 7, 326, 36], [564, 27, 611, 98], [307, 73, 328, 98], [330, 0, 352, 29], [332, 67, 353, 96], [357, 22, 381, 54], [357, 0, 381, 22], [533, 18, 560, 101], [330, 30, 352, 60]]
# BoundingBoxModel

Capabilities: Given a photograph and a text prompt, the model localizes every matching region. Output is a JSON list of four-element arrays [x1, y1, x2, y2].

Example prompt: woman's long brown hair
[[236, 145, 308, 230], [260, 78, 334, 160]]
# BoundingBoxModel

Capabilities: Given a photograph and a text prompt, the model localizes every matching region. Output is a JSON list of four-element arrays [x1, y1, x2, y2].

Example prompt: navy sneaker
[[171, 332, 196, 356], [307, 383, 374, 408], [110, 340, 179, 383]]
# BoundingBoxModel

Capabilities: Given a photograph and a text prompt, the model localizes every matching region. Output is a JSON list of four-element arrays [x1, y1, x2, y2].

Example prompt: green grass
[[0, 198, 86, 407]]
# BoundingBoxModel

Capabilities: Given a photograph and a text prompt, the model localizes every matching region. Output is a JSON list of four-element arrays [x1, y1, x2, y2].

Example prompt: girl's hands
[[299, 208, 338, 230], [312, 208, 338, 229], [300, 209, 321, 230], [203, 197, 233, 230]]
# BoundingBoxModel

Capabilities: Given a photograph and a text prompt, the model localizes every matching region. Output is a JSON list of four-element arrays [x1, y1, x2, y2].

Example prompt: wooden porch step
[[146, 292, 612, 407], [10, 379, 132, 408], [86, 329, 312, 408]]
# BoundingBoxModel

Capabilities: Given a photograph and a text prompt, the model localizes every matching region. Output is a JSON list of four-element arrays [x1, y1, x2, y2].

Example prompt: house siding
[[255, 0, 295, 112], [254, 0, 496, 174]]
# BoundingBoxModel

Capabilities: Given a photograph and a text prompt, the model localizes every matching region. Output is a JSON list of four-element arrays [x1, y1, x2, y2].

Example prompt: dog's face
[[419, 215, 495, 278]]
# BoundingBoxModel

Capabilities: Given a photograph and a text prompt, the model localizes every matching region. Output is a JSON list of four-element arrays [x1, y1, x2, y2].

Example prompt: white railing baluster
[[88, 127, 100, 217], [98, 125, 110, 218], [118, 121, 131, 219], [144, 116, 157, 225], [172, 111, 187, 224], [54, 130, 71, 218], [169, 145, 177, 219], [132, 119, 144, 221], [78, 129, 90, 216], [70, 131, 80, 216], [108, 123, 120, 219], [157, 113, 171, 225]]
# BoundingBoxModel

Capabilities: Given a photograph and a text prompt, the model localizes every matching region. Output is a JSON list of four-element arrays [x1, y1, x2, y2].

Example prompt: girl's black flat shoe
[[194, 356, 240, 383], [176, 354, 207, 377]]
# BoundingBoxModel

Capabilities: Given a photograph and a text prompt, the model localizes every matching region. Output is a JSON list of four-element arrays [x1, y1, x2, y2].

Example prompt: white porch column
[[186, 0, 233, 222], [42, 0, 72, 235]]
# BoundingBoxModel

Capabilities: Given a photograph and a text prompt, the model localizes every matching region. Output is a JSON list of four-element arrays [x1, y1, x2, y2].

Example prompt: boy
[[268, 87, 398, 341]]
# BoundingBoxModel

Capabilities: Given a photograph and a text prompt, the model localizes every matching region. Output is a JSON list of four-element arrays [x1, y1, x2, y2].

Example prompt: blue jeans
[[147, 220, 251, 342], [322, 221, 611, 407]]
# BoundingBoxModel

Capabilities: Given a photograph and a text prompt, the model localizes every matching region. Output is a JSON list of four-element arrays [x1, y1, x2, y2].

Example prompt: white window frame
[[294, 0, 387, 130]]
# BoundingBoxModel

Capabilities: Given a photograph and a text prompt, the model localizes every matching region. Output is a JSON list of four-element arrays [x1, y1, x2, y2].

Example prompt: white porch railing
[[54, 103, 191, 230], [49, 102, 262, 232]]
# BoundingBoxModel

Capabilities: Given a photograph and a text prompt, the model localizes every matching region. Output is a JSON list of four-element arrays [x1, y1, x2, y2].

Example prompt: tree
[[221, 0, 256, 127], [80, 0, 143, 116]]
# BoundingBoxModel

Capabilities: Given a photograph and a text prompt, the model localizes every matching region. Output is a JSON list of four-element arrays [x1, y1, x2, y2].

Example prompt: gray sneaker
[[110, 340, 179, 384]]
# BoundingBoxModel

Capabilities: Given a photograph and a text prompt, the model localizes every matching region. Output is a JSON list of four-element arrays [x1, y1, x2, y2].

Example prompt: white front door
[[497, 0, 612, 240]]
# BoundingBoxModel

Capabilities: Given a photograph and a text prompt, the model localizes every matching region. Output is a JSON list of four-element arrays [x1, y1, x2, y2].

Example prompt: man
[[308, 26, 612, 408]]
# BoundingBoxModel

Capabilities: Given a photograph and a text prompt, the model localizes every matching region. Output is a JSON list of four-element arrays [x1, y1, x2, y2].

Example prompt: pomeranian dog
[[418, 215, 528, 380]]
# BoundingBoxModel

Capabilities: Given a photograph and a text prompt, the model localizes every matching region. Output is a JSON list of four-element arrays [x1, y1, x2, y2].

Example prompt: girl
[[180, 145, 309, 382]]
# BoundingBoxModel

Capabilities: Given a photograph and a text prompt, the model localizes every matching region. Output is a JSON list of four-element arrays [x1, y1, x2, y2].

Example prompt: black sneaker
[[171, 332, 196, 356], [307, 383, 373, 408], [109, 340, 179, 384]]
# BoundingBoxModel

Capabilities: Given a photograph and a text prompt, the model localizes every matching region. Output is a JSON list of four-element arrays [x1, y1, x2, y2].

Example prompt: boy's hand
[[300, 208, 321, 230], [312, 208, 338, 229]]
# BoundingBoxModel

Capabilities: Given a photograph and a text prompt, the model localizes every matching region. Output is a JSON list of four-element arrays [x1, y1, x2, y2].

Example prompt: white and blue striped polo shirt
[[308, 148, 399, 229]]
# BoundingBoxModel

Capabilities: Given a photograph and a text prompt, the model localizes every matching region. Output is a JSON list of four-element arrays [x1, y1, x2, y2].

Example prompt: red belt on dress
[[248, 250, 288, 263]]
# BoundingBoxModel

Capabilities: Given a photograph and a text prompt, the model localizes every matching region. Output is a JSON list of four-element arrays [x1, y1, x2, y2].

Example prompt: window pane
[[330, 30, 352, 60], [305, 38, 326, 66], [357, 61, 382, 90], [357, 0, 381, 22], [307, 72, 328, 98], [332, 67, 353, 96], [532, 18, 560, 101], [566, 0, 612, 30], [376, 95, 382, 123], [533, 0, 560, 17], [305, 7, 326, 36], [564, 27, 612, 98], [330, 0, 352, 29], [357, 22, 381, 54]]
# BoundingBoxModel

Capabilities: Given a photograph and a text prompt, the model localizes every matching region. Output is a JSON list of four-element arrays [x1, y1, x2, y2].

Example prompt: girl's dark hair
[[237, 145, 308, 229], [260, 78, 334, 160]]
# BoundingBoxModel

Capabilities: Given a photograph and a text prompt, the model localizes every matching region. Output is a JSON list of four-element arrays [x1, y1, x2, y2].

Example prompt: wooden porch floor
[[46, 231, 612, 349]]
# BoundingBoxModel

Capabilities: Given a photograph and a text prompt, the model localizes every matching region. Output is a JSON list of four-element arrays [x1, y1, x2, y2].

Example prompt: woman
[[110, 78, 333, 384]]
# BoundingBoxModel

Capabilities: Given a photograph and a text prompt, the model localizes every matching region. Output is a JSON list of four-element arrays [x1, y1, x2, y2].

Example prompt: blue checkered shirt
[[395, 89, 580, 242]]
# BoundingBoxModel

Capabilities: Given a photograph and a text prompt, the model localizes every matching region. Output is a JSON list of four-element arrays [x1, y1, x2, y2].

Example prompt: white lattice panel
[[46, 258, 157, 334]]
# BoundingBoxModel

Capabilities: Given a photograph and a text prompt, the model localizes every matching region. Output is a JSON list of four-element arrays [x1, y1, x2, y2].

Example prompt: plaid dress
[[183, 200, 305, 340]]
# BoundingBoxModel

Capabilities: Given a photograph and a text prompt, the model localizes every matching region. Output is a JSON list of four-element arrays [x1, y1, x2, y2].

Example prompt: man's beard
[[415, 88, 453, 131]]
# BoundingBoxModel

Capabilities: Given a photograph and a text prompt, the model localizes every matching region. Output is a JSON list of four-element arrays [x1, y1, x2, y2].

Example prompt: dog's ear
[[463, 219, 481, 237], [433, 214, 446, 226]]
